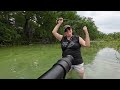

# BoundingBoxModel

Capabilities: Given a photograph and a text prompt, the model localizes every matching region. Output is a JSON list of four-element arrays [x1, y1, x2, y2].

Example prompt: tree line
[[0, 11, 119, 46]]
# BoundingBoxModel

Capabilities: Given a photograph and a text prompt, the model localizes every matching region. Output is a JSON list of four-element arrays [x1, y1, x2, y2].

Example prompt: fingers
[[57, 17, 63, 21], [58, 17, 63, 20], [56, 17, 63, 24], [83, 26, 87, 28], [83, 26, 87, 30], [58, 18, 63, 21]]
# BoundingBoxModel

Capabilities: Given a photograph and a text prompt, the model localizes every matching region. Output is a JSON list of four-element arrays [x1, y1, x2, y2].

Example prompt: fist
[[83, 26, 87, 31], [56, 17, 63, 24]]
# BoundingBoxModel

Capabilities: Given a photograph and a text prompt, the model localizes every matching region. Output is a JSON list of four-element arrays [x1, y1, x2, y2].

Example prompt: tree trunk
[[24, 15, 30, 45]]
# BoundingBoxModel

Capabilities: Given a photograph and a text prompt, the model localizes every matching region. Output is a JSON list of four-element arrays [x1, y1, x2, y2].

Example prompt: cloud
[[77, 11, 120, 34]]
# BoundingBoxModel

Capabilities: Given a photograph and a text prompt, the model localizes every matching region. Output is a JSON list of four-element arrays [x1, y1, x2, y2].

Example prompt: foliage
[[0, 11, 119, 45]]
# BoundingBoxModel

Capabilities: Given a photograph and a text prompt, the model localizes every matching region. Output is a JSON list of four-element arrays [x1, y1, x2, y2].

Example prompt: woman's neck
[[67, 35, 73, 40]]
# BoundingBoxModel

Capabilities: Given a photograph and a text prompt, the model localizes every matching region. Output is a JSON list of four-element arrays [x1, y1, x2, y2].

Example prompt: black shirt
[[60, 35, 83, 65]]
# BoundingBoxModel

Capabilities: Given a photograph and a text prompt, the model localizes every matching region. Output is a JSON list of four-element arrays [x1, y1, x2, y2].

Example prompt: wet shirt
[[60, 35, 83, 65]]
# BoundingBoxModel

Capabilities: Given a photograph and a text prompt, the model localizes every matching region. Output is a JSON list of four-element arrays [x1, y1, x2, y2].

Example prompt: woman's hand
[[83, 26, 88, 33], [56, 17, 63, 25]]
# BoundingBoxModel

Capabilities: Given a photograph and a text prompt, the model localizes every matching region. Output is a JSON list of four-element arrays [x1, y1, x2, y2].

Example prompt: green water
[[0, 41, 120, 79]]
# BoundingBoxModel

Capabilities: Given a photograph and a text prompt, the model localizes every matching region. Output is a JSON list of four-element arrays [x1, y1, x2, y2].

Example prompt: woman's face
[[65, 27, 73, 37]]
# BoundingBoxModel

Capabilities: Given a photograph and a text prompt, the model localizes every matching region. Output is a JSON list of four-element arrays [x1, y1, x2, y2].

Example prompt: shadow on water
[[84, 47, 120, 79]]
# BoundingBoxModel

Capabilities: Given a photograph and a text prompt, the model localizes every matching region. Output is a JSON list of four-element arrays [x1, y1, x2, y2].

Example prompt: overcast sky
[[77, 11, 120, 34]]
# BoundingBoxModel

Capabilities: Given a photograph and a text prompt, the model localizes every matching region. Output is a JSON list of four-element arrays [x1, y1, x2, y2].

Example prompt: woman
[[52, 17, 90, 79]]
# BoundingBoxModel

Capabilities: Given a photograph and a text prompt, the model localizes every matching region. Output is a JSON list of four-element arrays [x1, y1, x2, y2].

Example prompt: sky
[[77, 11, 120, 34]]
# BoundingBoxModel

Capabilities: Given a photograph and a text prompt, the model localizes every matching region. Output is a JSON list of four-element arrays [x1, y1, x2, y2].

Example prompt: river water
[[84, 47, 120, 79]]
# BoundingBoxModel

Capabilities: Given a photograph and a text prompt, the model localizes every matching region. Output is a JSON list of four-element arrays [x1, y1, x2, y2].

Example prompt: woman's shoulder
[[60, 35, 67, 42]]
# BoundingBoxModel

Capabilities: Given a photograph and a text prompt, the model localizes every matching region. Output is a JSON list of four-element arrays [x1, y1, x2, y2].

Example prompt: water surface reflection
[[84, 48, 120, 79]]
